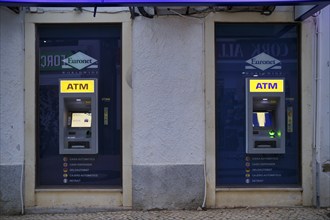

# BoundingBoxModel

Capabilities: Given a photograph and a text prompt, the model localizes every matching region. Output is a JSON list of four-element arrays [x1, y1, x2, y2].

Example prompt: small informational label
[[249, 79, 284, 93], [104, 107, 109, 125], [60, 79, 95, 93], [63, 156, 97, 184], [287, 106, 293, 133], [244, 155, 282, 184]]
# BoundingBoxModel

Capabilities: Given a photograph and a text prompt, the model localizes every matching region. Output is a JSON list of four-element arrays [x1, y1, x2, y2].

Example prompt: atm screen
[[253, 112, 272, 128], [71, 112, 92, 128]]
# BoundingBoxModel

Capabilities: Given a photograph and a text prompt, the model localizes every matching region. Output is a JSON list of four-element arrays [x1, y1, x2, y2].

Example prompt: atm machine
[[59, 79, 98, 154], [246, 78, 285, 154]]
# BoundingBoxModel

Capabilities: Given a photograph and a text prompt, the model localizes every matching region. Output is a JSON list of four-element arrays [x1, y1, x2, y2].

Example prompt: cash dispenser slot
[[255, 141, 276, 148], [68, 142, 90, 149]]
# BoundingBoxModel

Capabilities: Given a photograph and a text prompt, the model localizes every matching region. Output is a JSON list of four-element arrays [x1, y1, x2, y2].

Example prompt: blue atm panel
[[215, 23, 300, 187]]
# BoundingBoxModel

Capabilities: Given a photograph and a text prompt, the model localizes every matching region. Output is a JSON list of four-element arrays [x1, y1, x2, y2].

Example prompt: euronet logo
[[245, 52, 281, 71], [62, 52, 98, 70]]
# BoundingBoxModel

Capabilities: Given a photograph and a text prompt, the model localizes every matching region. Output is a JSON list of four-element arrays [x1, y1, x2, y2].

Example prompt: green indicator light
[[268, 130, 275, 136], [277, 130, 282, 138], [268, 130, 275, 138]]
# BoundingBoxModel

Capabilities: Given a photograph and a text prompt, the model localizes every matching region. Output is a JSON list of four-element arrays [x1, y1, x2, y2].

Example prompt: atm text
[[67, 83, 89, 91], [256, 83, 277, 90]]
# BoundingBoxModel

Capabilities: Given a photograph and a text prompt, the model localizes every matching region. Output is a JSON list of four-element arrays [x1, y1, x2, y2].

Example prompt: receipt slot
[[246, 78, 285, 154], [59, 79, 98, 154]]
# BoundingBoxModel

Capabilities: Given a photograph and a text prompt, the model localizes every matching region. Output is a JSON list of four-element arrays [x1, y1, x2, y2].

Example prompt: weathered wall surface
[[132, 16, 205, 210], [316, 5, 330, 208], [0, 7, 25, 215]]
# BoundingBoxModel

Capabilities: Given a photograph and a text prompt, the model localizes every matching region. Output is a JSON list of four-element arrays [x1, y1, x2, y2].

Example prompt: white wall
[[132, 16, 205, 166], [0, 7, 25, 166], [316, 5, 330, 207], [131, 17, 205, 209], [0, 6, 25, 214]]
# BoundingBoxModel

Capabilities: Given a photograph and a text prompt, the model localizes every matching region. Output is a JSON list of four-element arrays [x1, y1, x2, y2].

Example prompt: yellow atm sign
[[60, 80, 95, 93], [249, 79, 284, 92]]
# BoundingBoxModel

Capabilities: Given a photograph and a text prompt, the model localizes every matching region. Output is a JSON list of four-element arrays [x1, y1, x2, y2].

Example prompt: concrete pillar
[[132, 16, 205, 210], [0, 7, 25, 215], [316, 5, 330, 208]]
